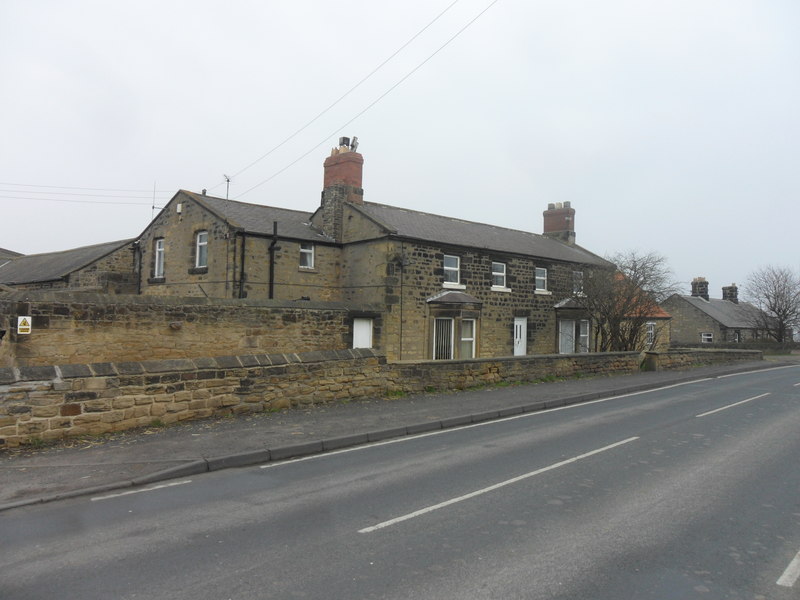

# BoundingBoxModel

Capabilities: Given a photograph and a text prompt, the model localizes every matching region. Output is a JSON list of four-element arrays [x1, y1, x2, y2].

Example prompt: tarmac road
[[0, 358, 794, 510]]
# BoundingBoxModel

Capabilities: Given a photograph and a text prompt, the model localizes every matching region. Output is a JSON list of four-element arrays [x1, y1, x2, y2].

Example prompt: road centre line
[[778, 549, 800, 587], [261, 381, 710, 470], [358, 437, 639, 534], [716, 364, 800, 379], [695, 393, 771, 418], [91, 480, 192, 502]]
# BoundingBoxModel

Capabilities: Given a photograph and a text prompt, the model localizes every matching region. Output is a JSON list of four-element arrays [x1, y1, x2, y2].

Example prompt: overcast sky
[[1, 0, 798, 297]]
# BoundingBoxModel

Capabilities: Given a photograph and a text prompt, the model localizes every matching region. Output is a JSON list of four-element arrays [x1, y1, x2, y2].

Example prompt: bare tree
[[579, 250, 678, 352], [744, 265, 800, 343]]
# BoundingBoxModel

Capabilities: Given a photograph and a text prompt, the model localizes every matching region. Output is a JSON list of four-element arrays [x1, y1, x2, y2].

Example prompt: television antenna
[[223, 174, 231, 200]]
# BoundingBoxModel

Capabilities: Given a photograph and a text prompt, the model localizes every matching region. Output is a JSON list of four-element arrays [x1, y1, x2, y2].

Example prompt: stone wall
[[0, 348, 761, 448], [643, 348, 763, 371], [0, 291, 380, 367]]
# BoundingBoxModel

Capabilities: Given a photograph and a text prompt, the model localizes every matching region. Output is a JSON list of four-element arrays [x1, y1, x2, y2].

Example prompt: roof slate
[[673, 295, 760, 328], [0, 239, 133, 285], [181, 191, 332, 242], [354, 202, 609, 266], [0, 248, 23, 260]]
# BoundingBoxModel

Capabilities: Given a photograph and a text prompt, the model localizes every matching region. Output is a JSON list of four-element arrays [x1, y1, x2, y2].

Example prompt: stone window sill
[[299, 267, 317, 273], [491, 286, 512, 293], [188, 267, 208, 275], [534, 289, 552, 295], [443, 282, 466, 290], [148, 277, 165, 284]]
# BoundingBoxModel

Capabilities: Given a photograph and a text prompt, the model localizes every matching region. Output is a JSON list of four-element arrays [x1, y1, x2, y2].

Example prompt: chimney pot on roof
[[722, 283, 739, 303], [691, 277, 709, 300], [202, 189, 207, 196], [542, 202, 576, 245]]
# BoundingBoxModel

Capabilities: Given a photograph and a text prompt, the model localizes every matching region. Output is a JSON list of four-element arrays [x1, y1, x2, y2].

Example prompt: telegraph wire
[[236, 0, 501, 199], [0, 194, 156, 206], [0, 182, 172, 194], [209, 0, 462, 192], [0, 188, 169, 200]]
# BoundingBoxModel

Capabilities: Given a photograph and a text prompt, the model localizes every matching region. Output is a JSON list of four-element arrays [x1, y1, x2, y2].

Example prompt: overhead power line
[[0, 182, 172, 194], [236, 0, 501, 199], [0, 194, 155, 206], [209, 0, 462, 192]]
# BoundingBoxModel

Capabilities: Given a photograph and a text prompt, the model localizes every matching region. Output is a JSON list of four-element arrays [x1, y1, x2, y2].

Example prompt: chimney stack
[[691, 277, 709, 301], [542, 201, 576, 245], [722, 283, 739, 303], [319, 137, 363, 242]]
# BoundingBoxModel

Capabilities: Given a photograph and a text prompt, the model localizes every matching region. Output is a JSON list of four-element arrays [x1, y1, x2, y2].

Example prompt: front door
[[513, 317, 527, 356]]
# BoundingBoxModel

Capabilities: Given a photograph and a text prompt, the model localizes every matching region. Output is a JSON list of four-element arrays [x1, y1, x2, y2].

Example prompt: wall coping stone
[[239, 355, 261, 367], [269, 354, 289, 366], [141, 359, 197, 373], [116, 362, 145, 375], [59, 364, 93, 379], [17, 366, 58, 381], [192, 357, 217, 369], [214, 356, 243, 369], [0, 368, 15, 385], [90, 362, 117, 377]]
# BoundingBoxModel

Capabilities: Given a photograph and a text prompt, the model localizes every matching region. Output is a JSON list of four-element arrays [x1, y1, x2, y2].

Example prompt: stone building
[[133, 140, 610, 360], [0, 240, 136, 294], [661, 277, 762, 344]]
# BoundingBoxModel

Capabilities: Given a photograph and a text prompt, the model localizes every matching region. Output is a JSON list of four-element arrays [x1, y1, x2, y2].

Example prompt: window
[[460, 319, 476, 358], [578, 319, 589, 352], [154, 238, 165, 278], [701, 332, 713, 343], [195, 231, 208, 268], [443, 255, 460, 287], [433, 318, 454, 359], [559, 319, 590, 354], [535, 267, 548, 293], [733, 330, 741, 343], [646, 322, 656, 347], [573, 271, 584, 295], [491, 262, 507, 289], [300, 242, 314, 269]]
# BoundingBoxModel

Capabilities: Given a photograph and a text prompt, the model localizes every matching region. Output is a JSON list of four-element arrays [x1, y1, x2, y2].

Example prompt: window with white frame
[[195, 231, 208, 268], [573, 271, 584, 295], [154, 238, 165, 278], [701, 332, 713, 343], [535, 267, 548, 293], [460, 319, 476, 358], [491, 262, 507, 289], [646, 322, 656, 347], [443, 255, 460, 286], [300, 242, 314, 269]]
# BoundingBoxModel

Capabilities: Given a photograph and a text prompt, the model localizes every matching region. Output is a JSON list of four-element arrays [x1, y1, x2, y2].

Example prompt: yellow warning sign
[[17, 316, 32, 335]]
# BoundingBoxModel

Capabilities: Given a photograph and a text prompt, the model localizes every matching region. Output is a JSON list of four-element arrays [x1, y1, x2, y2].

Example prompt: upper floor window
[[195, 231, 208, 268], [443, 254, 460, 286], [491, 262, 507, 289], [646, 322, 656, 346], [701, 332, 713, 343], [300, 242, 314, 269], [535, 267, 548, 293], [154, 238, 165, 278], [573, 270, 584, 295]]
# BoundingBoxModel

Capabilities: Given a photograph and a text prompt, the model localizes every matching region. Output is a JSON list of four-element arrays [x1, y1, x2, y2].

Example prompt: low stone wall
[[0, 349, 761, 448], [643, 348, 763, 371]]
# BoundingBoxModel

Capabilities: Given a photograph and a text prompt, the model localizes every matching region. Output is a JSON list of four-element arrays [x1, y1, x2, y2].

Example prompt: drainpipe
[[268, 221, 279, 299], [238, 232, 247, 299]]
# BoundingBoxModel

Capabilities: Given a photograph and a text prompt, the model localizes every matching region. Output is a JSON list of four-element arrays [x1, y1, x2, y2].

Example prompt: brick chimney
[[722, 283, 739, 303], [542, 201, 576, 245], [691, 277, 709, 301], [320, 137, 363, 241]]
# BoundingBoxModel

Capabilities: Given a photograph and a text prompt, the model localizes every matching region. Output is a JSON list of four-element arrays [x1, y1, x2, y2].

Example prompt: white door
[[513, 317, 527, 356], [353, 318, 373, 348]]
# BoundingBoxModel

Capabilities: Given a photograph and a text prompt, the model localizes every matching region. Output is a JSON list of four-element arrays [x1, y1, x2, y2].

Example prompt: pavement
[[1, 358, 796, 512]]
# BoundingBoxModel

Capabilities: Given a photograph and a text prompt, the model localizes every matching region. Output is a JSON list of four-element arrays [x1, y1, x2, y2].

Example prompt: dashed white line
[[358, 437, 639, 533], [91, 480, 192, 501], [695, 393, 771, 418], [777, 549, 800, 587]]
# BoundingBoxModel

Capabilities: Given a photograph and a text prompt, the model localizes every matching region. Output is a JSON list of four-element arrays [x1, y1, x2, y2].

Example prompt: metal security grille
[[433, 318, 454, 360]]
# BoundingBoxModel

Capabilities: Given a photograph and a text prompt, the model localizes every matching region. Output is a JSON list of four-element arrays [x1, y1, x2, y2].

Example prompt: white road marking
[[716, 365, 800, 379], [91, 480, 192, 501], [358, 437, 639, 533], [793, 383, 800, 387], [777, 549, 800, 587], [695, 393, 771, 418], [261, 381, 710, 470]]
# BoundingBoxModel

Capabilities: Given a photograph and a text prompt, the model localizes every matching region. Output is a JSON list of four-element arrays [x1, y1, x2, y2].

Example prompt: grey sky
[[1, 0, 798, 296]]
